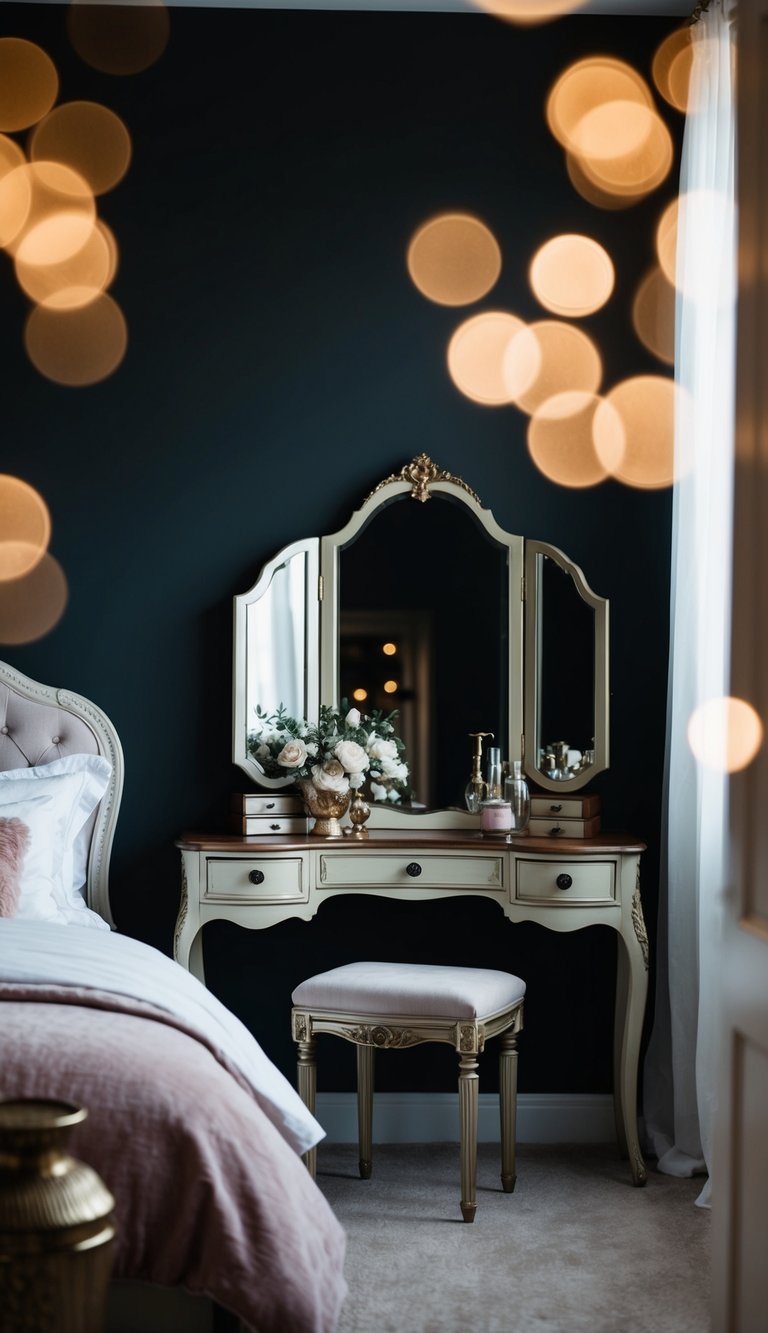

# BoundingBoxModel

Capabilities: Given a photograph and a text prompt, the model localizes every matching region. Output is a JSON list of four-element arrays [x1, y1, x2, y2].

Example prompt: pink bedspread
[[1, 986, 347, 1331]]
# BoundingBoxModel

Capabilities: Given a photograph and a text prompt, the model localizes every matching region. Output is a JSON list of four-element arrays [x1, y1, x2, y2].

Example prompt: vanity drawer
[[319, 852, 505, 891], [205, 856, 307, 902], [513, 857, 616, 904], [530, 795, 601, 819], [232, 815, 309, 835]]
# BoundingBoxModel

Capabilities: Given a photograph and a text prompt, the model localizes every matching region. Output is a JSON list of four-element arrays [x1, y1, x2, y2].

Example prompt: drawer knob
[[266, 802, 275, 810], [550, 803, 562, 813], [248, 869, 265, 885], [556, 873, 572, 891], [270, 823, 281, 831], [405, 862, 422, 878]]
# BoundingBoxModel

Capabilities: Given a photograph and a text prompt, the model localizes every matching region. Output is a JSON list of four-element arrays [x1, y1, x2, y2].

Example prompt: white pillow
[[0, 755, 112, 930]]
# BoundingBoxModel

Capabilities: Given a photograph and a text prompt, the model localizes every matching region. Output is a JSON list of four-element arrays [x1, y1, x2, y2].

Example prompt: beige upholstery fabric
[[291, 961, 526, 1020]]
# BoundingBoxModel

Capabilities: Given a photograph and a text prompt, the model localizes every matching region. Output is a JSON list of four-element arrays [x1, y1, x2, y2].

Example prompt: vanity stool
[[291, 960, 525, 1222]]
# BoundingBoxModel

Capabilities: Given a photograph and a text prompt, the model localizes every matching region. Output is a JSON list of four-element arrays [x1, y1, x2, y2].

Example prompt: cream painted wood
[[290, 996, 523, 1221], [712, 4, 768, 1324], [175, 829, 647, 1183], [205, 855, 306, 900], [529, 796, 596, 818]]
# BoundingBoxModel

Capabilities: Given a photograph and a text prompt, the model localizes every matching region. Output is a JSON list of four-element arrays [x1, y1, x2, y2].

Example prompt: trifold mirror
[[233, 454, 609, 808]]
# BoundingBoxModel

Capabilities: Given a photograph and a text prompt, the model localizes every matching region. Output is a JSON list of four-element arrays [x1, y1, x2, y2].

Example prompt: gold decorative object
[[345, 789, 371, 838], [0, 1099, 116, 1333], [363, 453, 483, 507], [296, 779, 350, 838]]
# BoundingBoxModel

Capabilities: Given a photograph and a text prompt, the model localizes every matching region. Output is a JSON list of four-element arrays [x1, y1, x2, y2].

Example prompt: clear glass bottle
[[486, 746, 503, 800], [504, 760, 530, 835]]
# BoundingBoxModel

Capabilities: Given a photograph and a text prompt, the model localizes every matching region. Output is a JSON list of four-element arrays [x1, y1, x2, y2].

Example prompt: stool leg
[[458, 1053, 479, 1222], [499, 1030, 518, 1193], [297, 1036, 317, 1179], [356, 1044, 375, 1179]]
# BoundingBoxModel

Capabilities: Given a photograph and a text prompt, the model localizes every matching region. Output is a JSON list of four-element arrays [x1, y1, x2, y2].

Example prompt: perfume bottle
[[504, 761, 530, 835], [486, 746, 503, 799], [464, 731, 493, 813]]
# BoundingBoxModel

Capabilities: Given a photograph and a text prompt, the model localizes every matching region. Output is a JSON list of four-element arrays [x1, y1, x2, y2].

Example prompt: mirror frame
[[232, 455, 609, 806]]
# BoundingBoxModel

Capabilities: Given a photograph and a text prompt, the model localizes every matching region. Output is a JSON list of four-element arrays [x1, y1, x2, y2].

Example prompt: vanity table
[[174, 455, 650, 1186], [175, 825, 648, 1186]]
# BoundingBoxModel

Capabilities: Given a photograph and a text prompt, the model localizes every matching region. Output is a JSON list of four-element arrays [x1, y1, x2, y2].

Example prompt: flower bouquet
[[247, 701, 410, 835]]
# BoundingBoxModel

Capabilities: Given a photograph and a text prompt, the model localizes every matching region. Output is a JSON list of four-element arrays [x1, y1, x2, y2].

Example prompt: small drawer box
[[514, 857, 616, 904], [232, 793, 304, 815], [232, 814, 309, 835], [530, 793, 601, 819], [528, 815, 602, 839], [205, 856, 307, 901]]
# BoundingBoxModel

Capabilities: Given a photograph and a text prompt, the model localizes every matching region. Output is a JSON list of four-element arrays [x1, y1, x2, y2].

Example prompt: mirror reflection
[[246, 551, 309, 723], [339, 497, 509, 810], [535, 552, 597, 782]]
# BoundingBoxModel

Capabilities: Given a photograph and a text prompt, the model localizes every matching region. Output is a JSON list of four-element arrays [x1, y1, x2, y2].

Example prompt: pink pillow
[[0, 816, 31, 917]]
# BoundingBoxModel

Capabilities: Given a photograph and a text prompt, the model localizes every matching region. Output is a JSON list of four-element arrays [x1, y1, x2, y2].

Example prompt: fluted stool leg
[[499, 1030, 518, 1193], [356, 1044, 375, 1179], [297, 1035, 318, 1179], [458, 1052, 479, 1222]]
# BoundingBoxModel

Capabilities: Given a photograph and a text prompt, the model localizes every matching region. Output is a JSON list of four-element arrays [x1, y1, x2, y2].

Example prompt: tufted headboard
[[0, 660, 124, 928]]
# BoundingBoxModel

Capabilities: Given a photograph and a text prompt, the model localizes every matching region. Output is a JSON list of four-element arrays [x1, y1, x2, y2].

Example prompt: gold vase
[[0, 1100, 116, 1333], [296, 779, 350, 838]]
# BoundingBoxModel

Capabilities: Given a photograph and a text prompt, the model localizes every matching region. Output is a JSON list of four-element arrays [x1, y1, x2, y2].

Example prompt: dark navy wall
[[1, 4, 676, 1096]]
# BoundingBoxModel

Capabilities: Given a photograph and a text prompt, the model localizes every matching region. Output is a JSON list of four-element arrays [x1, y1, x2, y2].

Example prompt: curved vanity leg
[[613, 938, 629, 1159], [616, 911, 649, 1187], [356, 1044, 375, 1180], [296, 1031, 318, 1180], [174, 852, 205, 984], [458, 1053, 479, 1222], [499, 1029, 518, 1193]]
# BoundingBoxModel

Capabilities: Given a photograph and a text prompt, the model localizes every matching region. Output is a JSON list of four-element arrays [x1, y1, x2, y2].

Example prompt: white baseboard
[[315, 1092, 616, 1144]]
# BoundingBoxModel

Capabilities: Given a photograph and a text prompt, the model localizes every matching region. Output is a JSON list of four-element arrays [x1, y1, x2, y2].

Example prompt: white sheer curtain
[[643, 0, 737, 1208]]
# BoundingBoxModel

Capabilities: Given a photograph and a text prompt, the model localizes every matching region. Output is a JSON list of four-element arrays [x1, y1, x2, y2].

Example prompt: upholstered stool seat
[[291, 961, 525, 1222]]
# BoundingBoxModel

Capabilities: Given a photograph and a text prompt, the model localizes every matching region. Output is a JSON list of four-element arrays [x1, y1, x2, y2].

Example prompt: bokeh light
[[574, 106, 673, 198], [593, 375, 680, 489], [382, 643, 397, 656], [352, 688, 368, 702], [511, 320, 602, 415], [5, 162, 96, 265], [687, 697, 764, 773], [15, 220, 118, 310], [0, 39, 58, 133], [408, 213, 502, 307], [652, 26, 693, 112], [448, 311, 533, 405], [0, 133, 25, 181], [0, 160, 33, 250], [67, 0, 170, 76], [0, 553, 68, 644], [383, 680, 398, 694], [0, 475, 51, 581], [529, 234, 614, 317], [632, 265, 675, 365], [547, 58, 652, 156], [566, 151, 643, 210], [30, 102, 132, 196], [24, 294, 128, 386], [527, 392, 613, 488], [469, 0, 581, 23]]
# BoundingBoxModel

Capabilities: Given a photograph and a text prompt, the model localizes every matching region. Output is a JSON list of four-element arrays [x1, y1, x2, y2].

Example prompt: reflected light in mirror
[[448, 311, 531, 405], [0, 552, 68, 644], [382, 642, 397, 656], [512, 320, 602, 415], [407, 213, 501, 306], [24, 293, 128, 386], [527, 391, 613, 488], [652, 26, 693, 112], [67, 0, 170, 76], [687, 696, 763, 773], [0, 39, 58, 133], [572, 106, 673, 197], [352, 688, 368, 702], [469, 0, 580, 22], [632, 265, 675, 365], [529, 234, 614, 317], [0, 475, 51, 581], [6, 162, 96, 265], [546, 57, 652, 155], [383, 680, 398, 694], [15, 220, 117, 309], [30, 102, 132, 197], [593, 375, 680, 489]]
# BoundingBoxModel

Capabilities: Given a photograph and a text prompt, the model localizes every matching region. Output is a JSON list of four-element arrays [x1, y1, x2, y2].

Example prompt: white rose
[[367, 737, 397, 762], [386, 788, 401, 802], [370, 780, 388, 802], [334, 739, 370, 774], [345, 707, 361, 728], [312, 760, 350, 794], [276, 739, 307, 769], [305, 742, 318, 757], [380, 755, 407, 780], [349, 771, 366, 789]]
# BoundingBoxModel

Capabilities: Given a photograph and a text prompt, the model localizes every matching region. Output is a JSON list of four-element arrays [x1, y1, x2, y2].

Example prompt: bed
[[0, 659, 347, 1333]]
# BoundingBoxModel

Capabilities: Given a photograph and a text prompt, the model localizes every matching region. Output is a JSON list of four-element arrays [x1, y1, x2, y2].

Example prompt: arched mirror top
[[233, 455, 609, 809]]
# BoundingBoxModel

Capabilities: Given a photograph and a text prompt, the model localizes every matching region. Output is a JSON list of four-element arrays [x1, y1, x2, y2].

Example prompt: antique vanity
[[174, 454, 649, 1186]]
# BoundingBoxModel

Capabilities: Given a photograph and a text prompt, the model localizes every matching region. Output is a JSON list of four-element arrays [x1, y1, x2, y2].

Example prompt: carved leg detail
[[617, 931, 649, 1187], [499, 1030, 518, 1193], [357, 1044, 375, 1179], [458, 1053, 479, 1222], [297, 1036, 318, 1179], [613, 939, 629, 1159]]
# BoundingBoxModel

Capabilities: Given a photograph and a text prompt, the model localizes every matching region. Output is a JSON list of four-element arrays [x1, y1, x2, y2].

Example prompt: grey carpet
[[318, 1143, 710, 1333]]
